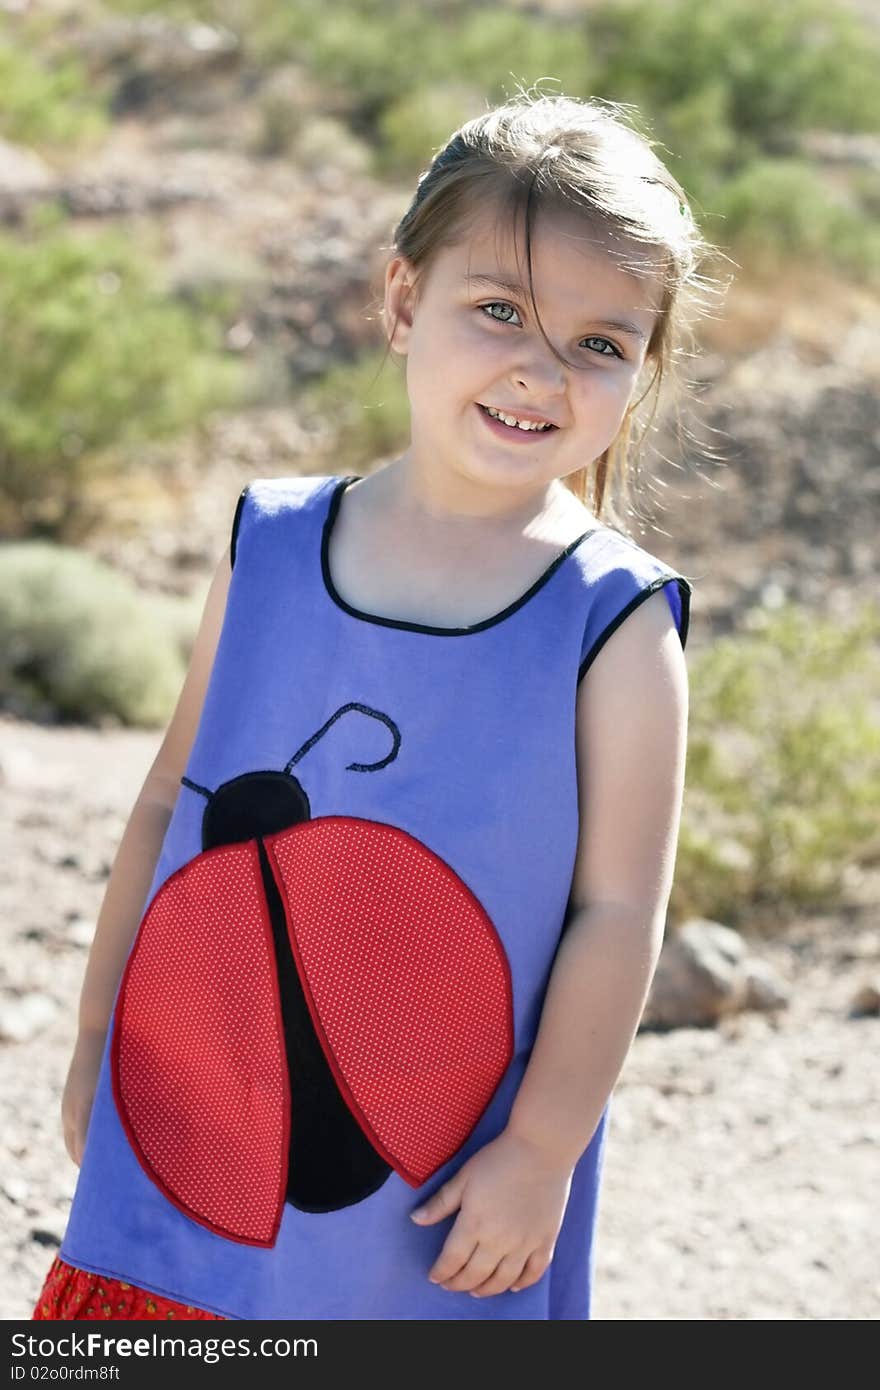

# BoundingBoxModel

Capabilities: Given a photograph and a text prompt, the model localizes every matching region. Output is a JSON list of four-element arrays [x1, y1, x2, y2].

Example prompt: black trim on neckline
[[320, 474, 603, 637]]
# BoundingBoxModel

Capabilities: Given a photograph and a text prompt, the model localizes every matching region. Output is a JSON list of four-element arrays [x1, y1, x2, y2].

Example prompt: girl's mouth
[[476, 403, 558, 443]]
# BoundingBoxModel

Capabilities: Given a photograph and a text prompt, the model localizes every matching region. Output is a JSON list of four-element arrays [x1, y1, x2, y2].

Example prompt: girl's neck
[[362, 456, 593, 536]]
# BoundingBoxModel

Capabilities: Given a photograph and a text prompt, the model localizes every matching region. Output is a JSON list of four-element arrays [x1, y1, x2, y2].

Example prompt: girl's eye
[[480, 300, 522, 327], [478, 302, 623, 359], [581, 335, 621, 359]]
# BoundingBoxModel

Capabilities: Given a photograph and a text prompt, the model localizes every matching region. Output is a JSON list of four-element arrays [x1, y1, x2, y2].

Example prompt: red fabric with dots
[[111, 840, 289, 1248], [111, 815, 514, 1249], [32, 1255, 226, 1320], [267, 816, 515, 1186]]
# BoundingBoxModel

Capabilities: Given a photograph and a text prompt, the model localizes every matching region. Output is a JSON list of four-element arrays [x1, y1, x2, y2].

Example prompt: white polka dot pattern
[[112, 841, 289, 1246], [267, 816, 514, 1185]]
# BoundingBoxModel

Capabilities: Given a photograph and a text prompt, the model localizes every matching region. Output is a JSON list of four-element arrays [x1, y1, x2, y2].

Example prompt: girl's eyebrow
[[463, 272, 650, 343]]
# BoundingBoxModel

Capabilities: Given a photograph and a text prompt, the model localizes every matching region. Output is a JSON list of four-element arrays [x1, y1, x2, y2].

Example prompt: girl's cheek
[[457, 315, 495, 350], [579, 368, 631, 404]]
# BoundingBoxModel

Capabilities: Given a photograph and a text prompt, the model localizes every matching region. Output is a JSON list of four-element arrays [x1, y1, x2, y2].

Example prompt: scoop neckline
[[319, 473, 604, 637]]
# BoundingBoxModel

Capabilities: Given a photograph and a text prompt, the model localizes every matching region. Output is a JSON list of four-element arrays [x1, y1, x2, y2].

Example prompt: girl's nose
[[510, 347, 567, 398]]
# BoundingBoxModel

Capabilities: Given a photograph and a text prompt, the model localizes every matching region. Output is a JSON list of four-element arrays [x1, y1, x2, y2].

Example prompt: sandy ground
[[2, 713, 877, 1321]]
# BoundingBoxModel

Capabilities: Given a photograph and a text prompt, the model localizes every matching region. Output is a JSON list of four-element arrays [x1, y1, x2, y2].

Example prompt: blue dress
[[59, 472, 691, 1319]]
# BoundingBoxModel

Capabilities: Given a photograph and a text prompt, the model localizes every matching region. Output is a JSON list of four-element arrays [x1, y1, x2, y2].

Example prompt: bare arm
[[505, 588, 690, 1167], [407, 587, 690, 1295], [77, 548, 233, 1039]]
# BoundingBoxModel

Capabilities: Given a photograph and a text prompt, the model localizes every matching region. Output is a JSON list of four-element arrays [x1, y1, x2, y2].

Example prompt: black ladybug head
[[202, 770, 310, 851], [180, 702, 402, 852]]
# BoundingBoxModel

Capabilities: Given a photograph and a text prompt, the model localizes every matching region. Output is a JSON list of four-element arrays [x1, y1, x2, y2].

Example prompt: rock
[[0, 992, 57, 1043], [838, 933, 880, 962], [743, 959, 791, 1012], [644, 921, 792, 1029], [75, 16, 240, 85], [0, 139, 54, 223], [2, 1176, 30, 1204], [65, 918, 96, 949], [849, 983, 880, 1018], [0, 744, 37, 787], [30, 1227, 62, 1249], [642, 919, 750, 1029], [0, 139, 53, 193], [54, 1172, 78, 1203], [794, 131, 880, 171]]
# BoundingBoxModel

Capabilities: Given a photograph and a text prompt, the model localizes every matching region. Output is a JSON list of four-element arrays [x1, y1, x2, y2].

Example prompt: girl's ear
[[383, 255, 419, 355]]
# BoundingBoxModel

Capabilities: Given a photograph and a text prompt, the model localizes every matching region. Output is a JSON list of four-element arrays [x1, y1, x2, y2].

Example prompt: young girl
[[33, 91, 713, 1321]]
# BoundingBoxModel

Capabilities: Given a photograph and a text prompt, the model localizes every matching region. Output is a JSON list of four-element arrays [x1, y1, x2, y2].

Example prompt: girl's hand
[[61, 1030, 105, 1167], [409, 1128, 574, 1297]]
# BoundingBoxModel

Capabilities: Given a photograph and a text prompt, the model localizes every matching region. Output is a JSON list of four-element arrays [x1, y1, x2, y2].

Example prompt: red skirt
[[32, 1254, 226, 1320]]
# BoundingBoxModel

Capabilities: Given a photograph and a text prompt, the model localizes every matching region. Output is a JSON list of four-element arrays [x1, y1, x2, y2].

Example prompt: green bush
[[589, 0, 880, 144], [0, 205, 247, 538], [375, 84, 486, 180], [586, 0, 880, 277], [673, 600, 880, 930], [287, 4, 594, 145], [0, 542, 197, 727], [0, 29, 108, 147], [705, 158, 880, 282], [299, 350, 410, 472], [99, 2, 594, 134], [94, 1, 880, 272], [98, 0, 880, 149]]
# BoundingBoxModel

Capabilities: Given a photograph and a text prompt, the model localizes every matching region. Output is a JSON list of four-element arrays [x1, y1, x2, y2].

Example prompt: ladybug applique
[[111, 702, 515, 1248]]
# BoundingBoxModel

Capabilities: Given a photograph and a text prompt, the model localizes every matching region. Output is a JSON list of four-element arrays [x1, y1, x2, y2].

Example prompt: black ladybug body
[[208, 769, 392, 1214]]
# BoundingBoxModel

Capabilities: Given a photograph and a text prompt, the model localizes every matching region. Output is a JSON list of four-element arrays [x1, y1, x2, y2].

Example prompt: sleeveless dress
[[49, 472, 691, 1321]]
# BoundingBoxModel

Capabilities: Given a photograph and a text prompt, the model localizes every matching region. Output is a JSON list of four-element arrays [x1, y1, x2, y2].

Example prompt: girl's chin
[[452, 458, 557, 496]]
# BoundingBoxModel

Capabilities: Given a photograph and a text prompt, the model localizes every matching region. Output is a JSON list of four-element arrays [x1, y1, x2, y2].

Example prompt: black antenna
[[286, 702, 401, 774], [180, 702, 402, 801], [181, 776, 211, 800]]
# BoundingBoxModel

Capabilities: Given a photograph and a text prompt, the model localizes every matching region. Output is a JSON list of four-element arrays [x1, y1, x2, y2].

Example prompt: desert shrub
[[97, 0, 880, 146], [96, 2, 594, 130], [588, 0, 880, 144], [375, 84, 485, 179], [93, 1, 880, 273], [277, 4, 594, 146], [0, 29, 108, 147], [0, 542, 197, 726], [672, 599, 880, 930], [705, 158, 880, 282], [0, 206, 247, 539], [298, 350, 410, 472]]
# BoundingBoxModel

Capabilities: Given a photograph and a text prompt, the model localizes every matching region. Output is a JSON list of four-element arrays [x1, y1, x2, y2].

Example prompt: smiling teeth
[[485, 405, 554, 431]]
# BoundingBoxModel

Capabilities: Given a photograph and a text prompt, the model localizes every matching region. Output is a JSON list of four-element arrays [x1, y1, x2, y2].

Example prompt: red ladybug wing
[[265, 816, 514, 1187], [111, 840, 289, 1247]]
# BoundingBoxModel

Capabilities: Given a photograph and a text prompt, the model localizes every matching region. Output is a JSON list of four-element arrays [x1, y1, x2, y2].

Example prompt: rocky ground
[[1, 714, 878, 1321]]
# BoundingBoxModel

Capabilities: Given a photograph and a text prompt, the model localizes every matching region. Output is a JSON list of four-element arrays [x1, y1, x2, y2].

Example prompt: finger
[[470, 1252, 530, 1298], [510, 1248, 553, 1292], [411, 1175, 464, 1226], [428, 1234, 480, 1286], [436, 1243, 505, 1293]]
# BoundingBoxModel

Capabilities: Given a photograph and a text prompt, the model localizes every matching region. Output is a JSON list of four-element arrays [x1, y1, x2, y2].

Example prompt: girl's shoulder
[[569, 523, 694, 676], [230, 474, 336, 570]]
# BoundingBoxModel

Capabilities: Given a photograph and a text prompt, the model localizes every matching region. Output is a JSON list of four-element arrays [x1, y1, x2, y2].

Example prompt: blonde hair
[[377, 89, 728, 531]]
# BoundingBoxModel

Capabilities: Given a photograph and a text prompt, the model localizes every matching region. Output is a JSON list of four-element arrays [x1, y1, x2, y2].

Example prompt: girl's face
[[383, 203, 662, 509]]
